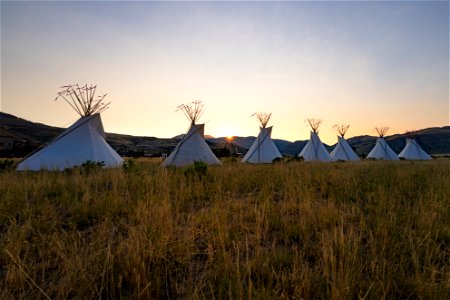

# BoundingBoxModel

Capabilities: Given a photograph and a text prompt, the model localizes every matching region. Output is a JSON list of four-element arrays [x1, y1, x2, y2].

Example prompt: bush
[[0, 159, 14, 172], [184, 161, 208, 177], [272, 157, 283, 163], [77, 160, 105, 174], [286, 156, 303, 163], [122, 159, 136, 173]]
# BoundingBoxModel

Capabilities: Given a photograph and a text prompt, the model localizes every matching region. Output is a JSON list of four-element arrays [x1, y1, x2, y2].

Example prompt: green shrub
[[184, 161, 208, 177], [0, 159, 14, 172], [78, 160, 105, 174], [122, 159, 136, 173]]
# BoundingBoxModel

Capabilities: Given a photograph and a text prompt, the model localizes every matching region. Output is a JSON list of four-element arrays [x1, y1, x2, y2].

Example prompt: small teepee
[[330, 124, 359, 161], [367, 126, 399, 160], [242, 112, 282, 164], [298, 118, 332, 162], [162, 100, 221, 167], [17, 84, 123, 171], [398, 132, 432, 160]]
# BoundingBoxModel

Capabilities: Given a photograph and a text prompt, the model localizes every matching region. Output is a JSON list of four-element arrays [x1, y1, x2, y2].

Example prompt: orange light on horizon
[[212, 123, 242, 140]]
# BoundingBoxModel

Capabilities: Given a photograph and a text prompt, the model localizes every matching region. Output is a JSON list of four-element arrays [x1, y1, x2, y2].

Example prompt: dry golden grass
[[0, 159, 449, 299]]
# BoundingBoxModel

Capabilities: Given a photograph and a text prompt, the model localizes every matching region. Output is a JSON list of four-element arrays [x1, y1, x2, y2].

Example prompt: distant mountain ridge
[[1, 112, 449, 157]]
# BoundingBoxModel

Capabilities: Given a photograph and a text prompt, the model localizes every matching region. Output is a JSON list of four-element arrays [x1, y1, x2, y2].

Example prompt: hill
[[0, 112, 178, 157], [346, 127, 450, 156], [1, 112, 449, 157]]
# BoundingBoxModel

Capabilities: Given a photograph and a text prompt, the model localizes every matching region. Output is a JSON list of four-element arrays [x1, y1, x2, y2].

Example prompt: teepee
[[162, 100, 221, 167], [367, 126, 399, 160], [330, 125, 359, 161], [242, 112, 282, 164], [399, 135, 432, 160], [298, 119, 332, 162], [17, 84, 123, 171]]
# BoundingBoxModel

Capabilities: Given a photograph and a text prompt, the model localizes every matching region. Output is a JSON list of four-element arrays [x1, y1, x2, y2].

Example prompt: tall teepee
[[330, 124, 359, 161], [162, 100, 221, 167], [298, 118, 332, 162], [398, 132, 432, 160], [367, 126, 399, 160], [242, 112, 282, 164], [17, 84, 123, 171]]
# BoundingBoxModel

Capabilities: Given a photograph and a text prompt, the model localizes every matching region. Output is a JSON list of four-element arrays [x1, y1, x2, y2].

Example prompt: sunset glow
[[213, 123, 241, 141], [1, 1, 448, 144]]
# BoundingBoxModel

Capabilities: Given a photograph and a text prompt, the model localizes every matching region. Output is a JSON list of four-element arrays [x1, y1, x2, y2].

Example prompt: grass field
[[0, 159, 449, 299]]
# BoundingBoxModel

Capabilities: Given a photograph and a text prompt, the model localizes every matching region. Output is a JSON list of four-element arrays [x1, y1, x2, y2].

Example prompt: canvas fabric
[[330, 136, 360, 161], [398, 138, 432, 160], [298, 131, 332, 162], [367, 138, 399, 160], [162, 123, 221, 167], [17, 114, 123, 170], [242, 126, 282, 164]]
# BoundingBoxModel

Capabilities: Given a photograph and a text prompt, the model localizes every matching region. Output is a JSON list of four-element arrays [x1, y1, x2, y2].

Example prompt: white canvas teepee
[[367, 127, 399, 160], [242, 127, 282, 163], [242, 112, 282, 164], [17, 84, 123, 171], [330, 125, 359, 161], [162, 123, 221, 167], [331, 136, 360, 161], [17, 114, 123, 171], [399, 138, 432, 160], [298, 119, 332, 162], [162, 101, 221, 167]]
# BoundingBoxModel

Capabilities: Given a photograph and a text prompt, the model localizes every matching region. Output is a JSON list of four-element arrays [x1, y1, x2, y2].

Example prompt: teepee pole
[[55, 84, 110, 117]]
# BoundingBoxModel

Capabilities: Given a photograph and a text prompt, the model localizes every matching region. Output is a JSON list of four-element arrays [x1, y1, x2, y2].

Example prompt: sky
[[1, 1, 449, 144]]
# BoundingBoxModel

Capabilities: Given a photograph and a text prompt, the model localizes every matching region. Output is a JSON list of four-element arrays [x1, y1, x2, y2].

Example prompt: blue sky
[[1, 1, 448, 143]]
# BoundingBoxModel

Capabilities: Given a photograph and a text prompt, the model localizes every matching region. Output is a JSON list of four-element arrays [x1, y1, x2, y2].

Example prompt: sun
[[215, 124, 239, 139]]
